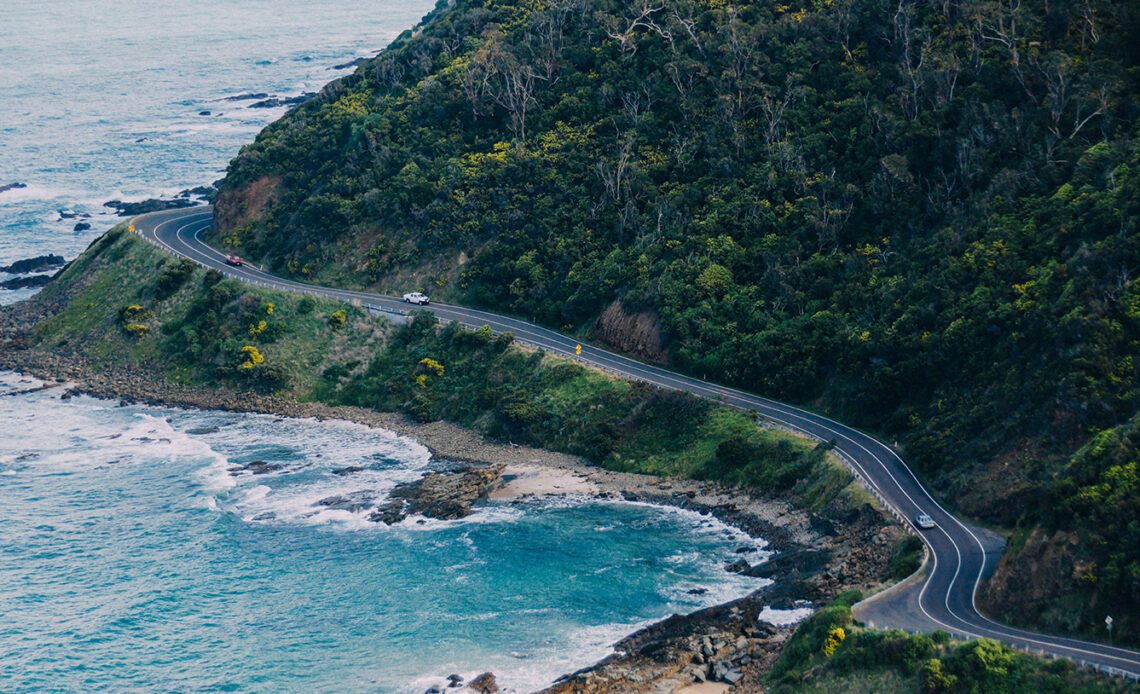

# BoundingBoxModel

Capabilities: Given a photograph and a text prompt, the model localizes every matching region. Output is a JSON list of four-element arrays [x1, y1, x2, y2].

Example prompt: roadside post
[[1106, 615, 1113, 645]]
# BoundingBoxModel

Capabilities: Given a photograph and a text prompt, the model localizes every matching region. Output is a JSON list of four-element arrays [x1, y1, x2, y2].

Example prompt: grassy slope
[[28, 227, 859, 514]]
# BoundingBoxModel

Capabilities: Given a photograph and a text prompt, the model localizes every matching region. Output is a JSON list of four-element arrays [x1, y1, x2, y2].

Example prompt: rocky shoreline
[[0, 305, 899, 693]]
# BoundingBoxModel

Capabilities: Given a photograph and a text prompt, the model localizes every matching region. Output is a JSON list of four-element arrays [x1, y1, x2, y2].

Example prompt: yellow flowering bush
[[239, 345, 265, 369], [823, 627, 846, 657]]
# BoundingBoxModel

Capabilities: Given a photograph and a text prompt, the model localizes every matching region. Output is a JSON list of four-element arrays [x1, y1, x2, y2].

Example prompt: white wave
[[759, 605, 814, 625]]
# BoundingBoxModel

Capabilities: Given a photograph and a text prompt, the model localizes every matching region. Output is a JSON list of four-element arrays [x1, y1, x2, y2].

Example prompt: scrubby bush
[[155, 259, 196, 299]]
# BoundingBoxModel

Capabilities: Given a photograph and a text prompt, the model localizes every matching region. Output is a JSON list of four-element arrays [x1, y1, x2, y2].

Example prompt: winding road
[[137, 206, 1140, 680]]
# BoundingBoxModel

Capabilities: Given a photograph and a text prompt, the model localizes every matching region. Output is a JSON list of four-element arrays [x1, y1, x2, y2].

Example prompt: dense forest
[[213, 0, 1140, 641]]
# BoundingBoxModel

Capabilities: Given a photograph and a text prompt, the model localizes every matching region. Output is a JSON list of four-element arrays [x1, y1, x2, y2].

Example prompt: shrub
[[297, 296, 316, 314], [328, 309, 347, 327], [824, 627, 847, 657], [887, 534, 926, 580], [155, 259, 196, 299], [922, 657, 957, 692], [239, 345, 265, 368]]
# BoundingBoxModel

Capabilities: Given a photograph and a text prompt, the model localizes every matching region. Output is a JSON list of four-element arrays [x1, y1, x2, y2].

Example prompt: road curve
[[136, 206, 1140, 679]]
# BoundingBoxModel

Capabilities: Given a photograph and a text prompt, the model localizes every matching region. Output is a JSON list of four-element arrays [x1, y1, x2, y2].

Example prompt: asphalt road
[[137, 206, 1140, 679]]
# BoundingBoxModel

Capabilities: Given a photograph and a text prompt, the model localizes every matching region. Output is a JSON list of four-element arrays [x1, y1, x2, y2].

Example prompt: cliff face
[[212, 175, 280, 244], [212, 0, 1140, 642], [593, 300, 668, 364]]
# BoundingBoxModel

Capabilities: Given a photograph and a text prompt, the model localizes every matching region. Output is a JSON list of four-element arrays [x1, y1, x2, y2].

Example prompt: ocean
[[0, 373, 773, 692], [0, 4, 784, 691], [0, 0, 431, 304]]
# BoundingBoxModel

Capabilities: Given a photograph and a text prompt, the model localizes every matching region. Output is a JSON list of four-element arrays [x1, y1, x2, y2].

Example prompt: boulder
[[0, 182, 27, 194], [74, 222, 92, 232], [468, 672, 498, 693]]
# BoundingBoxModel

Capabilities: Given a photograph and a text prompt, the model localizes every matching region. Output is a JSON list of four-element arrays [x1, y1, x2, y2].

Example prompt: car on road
[[225, 254, 243, 267], [915, 513, 936, 530], [402, 291, 430, 305]]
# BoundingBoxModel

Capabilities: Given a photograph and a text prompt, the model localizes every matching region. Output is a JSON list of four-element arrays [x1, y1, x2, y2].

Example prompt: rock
[[248, 93, 316, 109], [331, 466, 366, 476], [241, 460, 284, 475], [468, 672, 498, 693], [177, 185, 215, 200], [744, 548, 832, 579], [0, 254, 65, 274], [1, 275, 52, 290], [185, 426, 220, 435], [446, 673, 463, 686], [220, 92, 270, 102], [73, 222, 92, 232], [724, 559, 751, 573], [0, 182, 27, 194], [368, 463, 505, 525], [103, 198, 199, 216], [686, 588, 708, 595], [330, 57, 368, 70], [198, 110, 212, 116], [314, 490, 376, 513]]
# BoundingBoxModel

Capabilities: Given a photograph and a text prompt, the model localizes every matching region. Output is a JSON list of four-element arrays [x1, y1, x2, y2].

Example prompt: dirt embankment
[[211, 174, 280, 237], [593, 300, 669, 364]]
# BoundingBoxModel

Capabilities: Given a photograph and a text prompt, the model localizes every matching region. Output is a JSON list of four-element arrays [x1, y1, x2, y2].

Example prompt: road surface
[[136, 206, 1140, 680]]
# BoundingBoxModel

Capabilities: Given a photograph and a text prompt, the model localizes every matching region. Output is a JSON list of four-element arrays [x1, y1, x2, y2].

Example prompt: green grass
[[25, 229, 862, 516]]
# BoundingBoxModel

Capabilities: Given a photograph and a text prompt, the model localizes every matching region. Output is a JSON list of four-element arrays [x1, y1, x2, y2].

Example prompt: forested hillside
[[213, 0, 1140, 641]]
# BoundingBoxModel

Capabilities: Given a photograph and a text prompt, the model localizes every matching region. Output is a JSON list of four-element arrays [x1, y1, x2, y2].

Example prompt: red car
[[225, 254, 243, 267]]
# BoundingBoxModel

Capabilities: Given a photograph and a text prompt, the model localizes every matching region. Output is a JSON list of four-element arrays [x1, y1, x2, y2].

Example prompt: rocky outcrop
[[103, 198, 199, 217], [543, 598, 790, 693], [220, 93, 270, 102], [592, 300, 668, 364], [1, 275, 53, 290], [330, 57, 369, 71], [1, 255, 65, 274], [248, 93, 316, 109], [0, 182, 27, 194], [369, 463, 506, 524]]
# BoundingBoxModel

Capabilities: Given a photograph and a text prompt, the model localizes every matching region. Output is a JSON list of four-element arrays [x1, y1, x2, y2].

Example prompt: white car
[[402, 292, 430, 305], [915, 513, 936, 530]]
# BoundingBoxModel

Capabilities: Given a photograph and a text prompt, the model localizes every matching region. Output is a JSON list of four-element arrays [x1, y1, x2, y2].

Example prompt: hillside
[[212, 0, 1140, 641]]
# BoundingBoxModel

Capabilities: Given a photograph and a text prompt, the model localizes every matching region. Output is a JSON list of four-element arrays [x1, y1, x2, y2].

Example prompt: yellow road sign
[[575, 343, 582, 356], [128, 224, 136, 233]]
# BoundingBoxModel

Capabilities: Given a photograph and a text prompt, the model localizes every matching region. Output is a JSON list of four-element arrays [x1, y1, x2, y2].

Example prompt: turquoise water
[[0, 372, 773, 692], [0, 0, 433, 304]]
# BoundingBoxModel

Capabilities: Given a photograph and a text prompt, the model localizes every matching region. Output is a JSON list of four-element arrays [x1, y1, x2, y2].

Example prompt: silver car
[[915, 513, 936, 530], [402, 292, 430, 305]]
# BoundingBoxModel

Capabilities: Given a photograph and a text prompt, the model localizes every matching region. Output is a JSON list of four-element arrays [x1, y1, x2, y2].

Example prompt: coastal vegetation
[[772, 594, 1132, 693], [211, 0, 1140, 642], [31, 228, 856, 513]]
